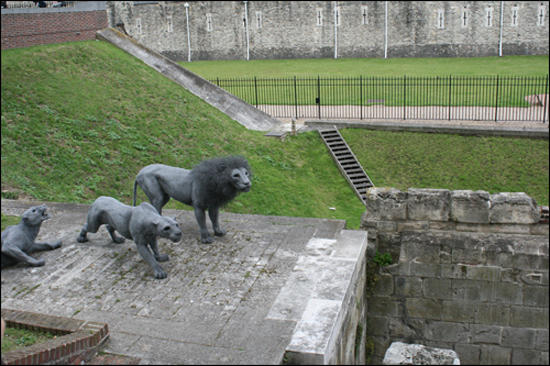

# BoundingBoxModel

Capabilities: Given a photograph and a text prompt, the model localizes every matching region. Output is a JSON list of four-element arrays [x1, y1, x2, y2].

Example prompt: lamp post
[[384, 1, 388, 59], [185, 2, 191, 62], [243, 1, 250, 60], [334, 2, 338, 59]]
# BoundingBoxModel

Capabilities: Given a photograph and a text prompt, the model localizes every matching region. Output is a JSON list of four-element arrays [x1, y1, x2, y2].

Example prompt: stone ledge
[[1, 309, 110, 365], [305, 120, 549, 139], [267, 230, 369, 364]]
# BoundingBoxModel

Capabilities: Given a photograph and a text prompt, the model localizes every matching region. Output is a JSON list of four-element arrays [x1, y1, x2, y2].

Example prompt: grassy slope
[[1, 41, 365, 228], [183, 55, 550, 78], [340, 129, 549, 206]]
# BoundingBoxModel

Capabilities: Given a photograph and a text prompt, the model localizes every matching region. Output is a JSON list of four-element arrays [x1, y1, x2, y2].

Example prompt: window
[[461, 6, 468, 27], [136, 18, 142, 34], [537, 3, 546, 26], [335, 6, 341, 26], [485, 6, 493, 27], [167, 15, 173, 33], [511, 5, 519, 26], [255, 11, 262, 29], [206, 13, 213, 31], [437, 9, 444, 29], [316, 8, 323, 26], [361, 5, 368, 25]]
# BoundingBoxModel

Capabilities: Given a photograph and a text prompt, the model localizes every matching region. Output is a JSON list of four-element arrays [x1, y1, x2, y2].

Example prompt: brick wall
[[1, 309, 109, 365], [362, 188, 549, 365], [1, 2, 107, 50]]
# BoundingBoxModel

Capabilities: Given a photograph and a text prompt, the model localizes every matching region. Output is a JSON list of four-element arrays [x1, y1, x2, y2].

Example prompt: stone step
[[267, 229, 368, 364], [319, 128, 375, 204]]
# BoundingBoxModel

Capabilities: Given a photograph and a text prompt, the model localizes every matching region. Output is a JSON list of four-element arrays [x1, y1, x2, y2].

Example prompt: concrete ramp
[[96, 28, 281, 132]]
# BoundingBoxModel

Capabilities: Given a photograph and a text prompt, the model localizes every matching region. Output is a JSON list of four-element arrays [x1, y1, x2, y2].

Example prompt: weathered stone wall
[[361, 188, 549, 365], [106, 1, 549, 62]]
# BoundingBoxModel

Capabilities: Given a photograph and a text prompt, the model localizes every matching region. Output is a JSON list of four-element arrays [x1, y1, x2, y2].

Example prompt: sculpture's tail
[[132, 179, 138, 206]]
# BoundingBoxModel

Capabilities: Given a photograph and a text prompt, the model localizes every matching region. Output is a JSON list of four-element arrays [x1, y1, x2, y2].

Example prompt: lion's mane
[[190, 155, 252, 210]]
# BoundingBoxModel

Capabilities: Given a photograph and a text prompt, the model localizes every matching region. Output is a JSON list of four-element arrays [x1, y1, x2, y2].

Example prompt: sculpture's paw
[[154, 269, 168, 279], [113, 236, 126, 244], [52, 241, 62, 249], [77, 236, 88, 243], [201, 236, 214, 244], [31, 259, 46, 267], [214, 229, 226, 237], [156, 254, 169, 262]]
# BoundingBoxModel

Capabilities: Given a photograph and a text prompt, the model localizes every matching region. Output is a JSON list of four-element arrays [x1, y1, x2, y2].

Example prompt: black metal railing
[[209, 75, 549, 123]]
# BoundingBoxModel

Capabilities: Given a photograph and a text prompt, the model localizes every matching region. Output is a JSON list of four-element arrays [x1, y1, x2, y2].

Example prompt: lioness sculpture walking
[[1, 204, 62, 269], [77, 196, 182, 279], [133, 156, 252, 244]]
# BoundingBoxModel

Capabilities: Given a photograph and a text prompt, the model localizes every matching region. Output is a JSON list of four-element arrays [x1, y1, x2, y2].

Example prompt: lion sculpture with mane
[[133, 156, 252, 244]]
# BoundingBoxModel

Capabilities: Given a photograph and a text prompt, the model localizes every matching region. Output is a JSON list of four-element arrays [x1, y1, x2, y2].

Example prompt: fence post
[[360, 75, 363, 120], [494, 75, 499, 122], [448, 75, 452, 121], [403, 75, 407, 120], [294, 76, 298, 119], [254, 76, 258, 108], [545, 74, 549, 124], [317, 75, 321, 119]]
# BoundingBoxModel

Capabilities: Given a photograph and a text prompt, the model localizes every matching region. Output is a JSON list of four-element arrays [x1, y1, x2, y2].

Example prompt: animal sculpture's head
[[222, 165, 251, 193], [155, 216, 183, 242], [21, 204, 51, 226]]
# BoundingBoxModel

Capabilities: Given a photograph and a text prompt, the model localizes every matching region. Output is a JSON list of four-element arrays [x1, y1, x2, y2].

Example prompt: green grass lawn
[[341, 130, 549, 206], [1, 42, 548, 234], [186, 56, 549, 107], [183, 55, 549, 78]]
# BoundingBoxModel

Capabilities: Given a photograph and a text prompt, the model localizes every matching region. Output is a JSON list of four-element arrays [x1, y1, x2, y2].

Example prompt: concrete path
[[1, 200, 367, 365]]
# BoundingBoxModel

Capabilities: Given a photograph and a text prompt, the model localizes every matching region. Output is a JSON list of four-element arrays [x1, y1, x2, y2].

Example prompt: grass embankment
[[341, 130, 549, 206], [1, 41, 364, 228]]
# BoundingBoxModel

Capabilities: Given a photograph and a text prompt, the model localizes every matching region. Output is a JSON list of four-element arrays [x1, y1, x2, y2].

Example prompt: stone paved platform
[[1, 199, 367, 365]]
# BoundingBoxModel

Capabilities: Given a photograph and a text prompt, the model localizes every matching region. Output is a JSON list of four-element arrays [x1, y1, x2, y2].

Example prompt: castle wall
[[362, 188, 549, 365], [106, 1, 549, 62]]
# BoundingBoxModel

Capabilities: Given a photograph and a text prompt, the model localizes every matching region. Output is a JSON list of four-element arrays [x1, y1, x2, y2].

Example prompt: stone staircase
[[319, 127, 374, 204]]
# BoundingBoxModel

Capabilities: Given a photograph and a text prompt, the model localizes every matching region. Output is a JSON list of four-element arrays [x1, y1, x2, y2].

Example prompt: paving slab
[[1, 199, 365, 365]]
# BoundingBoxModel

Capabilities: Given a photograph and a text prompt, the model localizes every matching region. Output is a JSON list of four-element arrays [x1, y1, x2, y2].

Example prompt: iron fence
[[210, 75, 549, 123]]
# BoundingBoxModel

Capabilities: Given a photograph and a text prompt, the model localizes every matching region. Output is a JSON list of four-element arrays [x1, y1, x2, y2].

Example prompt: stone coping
[[1, 309, 110, 365], [305, 120, 549, 139]]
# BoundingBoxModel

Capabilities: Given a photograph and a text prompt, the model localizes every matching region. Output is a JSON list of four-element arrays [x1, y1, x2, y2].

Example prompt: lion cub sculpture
[[134, 155, 252, 244], [1, 204, 62, 269], [77, 196, 182, 279]]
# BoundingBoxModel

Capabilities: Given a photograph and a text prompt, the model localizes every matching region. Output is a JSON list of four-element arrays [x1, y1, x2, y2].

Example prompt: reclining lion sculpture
[[1, 204, 62, 269], [77, 196, 182, 279], [133, 156, 252, 244]]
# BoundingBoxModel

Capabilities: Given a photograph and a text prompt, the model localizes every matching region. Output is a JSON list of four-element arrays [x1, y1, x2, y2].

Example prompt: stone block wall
[[362, 188, 549, 365], [106, 1, 549, 62]]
